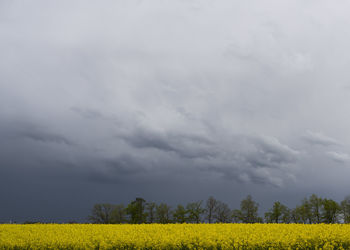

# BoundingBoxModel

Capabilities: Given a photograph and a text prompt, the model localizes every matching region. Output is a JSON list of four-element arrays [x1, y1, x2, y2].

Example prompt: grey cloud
[[103, 155, 149, 175], [3, 0, 350, 222], [252, 135, 299, 166], [103, 122, 299, 187], [326, 151, 350, 163], [0, 121, 73, 146], [120, 129, 175, 152], [21, 131, 72, 145], [302, 130, 341, 147], [200, 135, 299, 187], [119, 126, 217, 160], [70, 107, 105, 120], [86, 155, 149, 184]]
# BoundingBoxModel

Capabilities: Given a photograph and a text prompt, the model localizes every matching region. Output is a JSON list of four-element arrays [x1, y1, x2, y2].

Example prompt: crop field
[[1, 224, 350, 249]]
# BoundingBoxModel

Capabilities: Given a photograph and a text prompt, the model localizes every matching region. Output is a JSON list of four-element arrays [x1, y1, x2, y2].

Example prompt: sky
[[1, 0, 350, 222]]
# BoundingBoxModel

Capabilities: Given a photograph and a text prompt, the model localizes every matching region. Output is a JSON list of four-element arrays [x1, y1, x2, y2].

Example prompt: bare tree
[[340, 195, 350, 223], [88, 204, 115, 224], [111, 204, 126, 224], [146, 202, 156, 223], [309, 194, 322, 223], [232, 209, 242, 223], [206, 196, 218, 223], [155, 203, 172, 223], [214, 201, 231, 223], [291, 200, 311, 224]]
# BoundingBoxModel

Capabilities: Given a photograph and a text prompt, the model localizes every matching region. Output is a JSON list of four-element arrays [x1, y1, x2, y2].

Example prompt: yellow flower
[[1, 223, 350, 249]]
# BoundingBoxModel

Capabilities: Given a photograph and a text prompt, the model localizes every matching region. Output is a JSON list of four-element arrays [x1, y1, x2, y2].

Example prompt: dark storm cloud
[[0, 121, 72, 145], [21, 131, 72, 145], [2, 0, 350, 222], [119, 126, 217, 159], [112, 120, 300, 187], [120, 129, 175, 152], [85, 155, 150, 184], [197, 135, 299, 187]]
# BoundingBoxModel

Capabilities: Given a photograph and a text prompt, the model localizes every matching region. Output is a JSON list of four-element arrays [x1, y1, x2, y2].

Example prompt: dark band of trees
[[89, 194, 350, 224]]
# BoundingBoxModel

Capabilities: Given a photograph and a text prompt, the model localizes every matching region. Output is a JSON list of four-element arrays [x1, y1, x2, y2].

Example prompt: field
[[1, 224, 350, 249]]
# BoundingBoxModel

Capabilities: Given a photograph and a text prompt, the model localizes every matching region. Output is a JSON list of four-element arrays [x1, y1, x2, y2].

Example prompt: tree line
[[88, 194, 350, 224]]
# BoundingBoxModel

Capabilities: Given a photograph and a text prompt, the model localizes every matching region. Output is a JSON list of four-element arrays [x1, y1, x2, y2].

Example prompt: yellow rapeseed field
[[0, 224, 350, 249]]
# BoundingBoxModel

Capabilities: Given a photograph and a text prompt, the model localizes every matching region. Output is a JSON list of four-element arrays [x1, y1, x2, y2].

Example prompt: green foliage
[[321, 198, 340, 223], [126, 198, 147, 224], [110, 204, 126, 224], [87, 194, 350, 225], [232, 195, 261, 223], [265, 201, 290, 223], [309, 194, 323, 223], [291, 198, 312, 223], [155, 203, 172, 224], [186, 201, 205, 223], [173, 204, 188, 223]]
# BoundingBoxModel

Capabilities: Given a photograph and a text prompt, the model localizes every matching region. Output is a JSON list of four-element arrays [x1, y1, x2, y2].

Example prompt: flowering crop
[[1, 224, 350, 249]]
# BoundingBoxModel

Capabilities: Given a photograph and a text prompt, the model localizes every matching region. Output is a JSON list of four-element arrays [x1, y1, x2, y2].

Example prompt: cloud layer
[[1, 0, 350, 222]]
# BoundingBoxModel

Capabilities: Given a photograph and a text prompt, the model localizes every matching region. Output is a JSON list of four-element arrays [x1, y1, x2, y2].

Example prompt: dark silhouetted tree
[[233, 195, 260, 223], [340, 195, 350, 223], [88, 203, 115, 224], [126, 197, 147, 224], [146, 202, 156, 223], [214, 201, 231, 223], [206, 196, 219, 223], [186, 201, 205, 223], [173, 205, 187, 223], [110, 204, 126, 224], [155, 203, 172, 224], [309, 194, 323, 223], [321, 199, 340, 223], [265, 201, 289, 223], [291, 198, 312, 224]]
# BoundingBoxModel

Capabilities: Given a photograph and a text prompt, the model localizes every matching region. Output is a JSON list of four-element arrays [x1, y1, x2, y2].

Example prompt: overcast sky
[[1, 0, 350, 222]]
